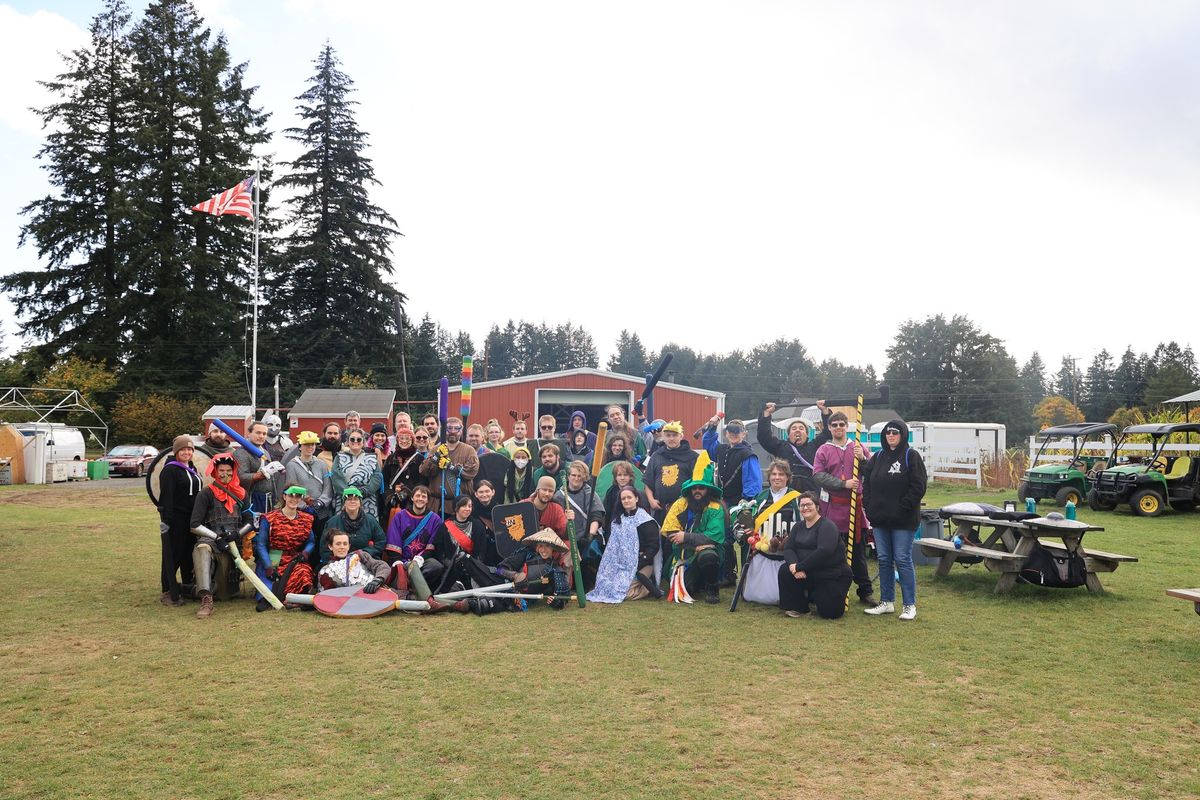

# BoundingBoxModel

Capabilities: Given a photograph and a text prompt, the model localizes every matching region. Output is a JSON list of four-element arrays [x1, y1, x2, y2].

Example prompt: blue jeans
[[873, 527, 916, 605]]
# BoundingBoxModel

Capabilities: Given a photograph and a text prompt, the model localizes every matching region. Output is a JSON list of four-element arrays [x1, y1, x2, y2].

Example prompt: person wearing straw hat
[[493, 527, 571, 610], [661, 462, 727, 604]]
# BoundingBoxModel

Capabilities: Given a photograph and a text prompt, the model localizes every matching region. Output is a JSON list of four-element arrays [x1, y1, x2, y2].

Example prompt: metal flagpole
[[251, 164, 260, 415]]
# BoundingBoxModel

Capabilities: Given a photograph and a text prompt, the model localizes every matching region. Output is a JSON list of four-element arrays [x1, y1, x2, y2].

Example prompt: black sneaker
[[705, 587, 720, 605], [255, 597, 272, 613]]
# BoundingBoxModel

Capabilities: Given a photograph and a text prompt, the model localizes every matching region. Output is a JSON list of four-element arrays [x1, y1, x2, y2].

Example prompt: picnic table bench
[[917, 514, 1136, 594], [1166, 588, 1200, 615]]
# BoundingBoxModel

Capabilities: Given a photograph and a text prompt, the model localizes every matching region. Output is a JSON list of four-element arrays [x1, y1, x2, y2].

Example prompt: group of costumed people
[[156, 402, 927, 621]]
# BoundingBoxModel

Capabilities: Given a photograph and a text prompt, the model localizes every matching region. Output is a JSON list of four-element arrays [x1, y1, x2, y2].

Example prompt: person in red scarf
[[254, 485, 316, 610], [188, 453, 252, 619], [421, 496, 488, 592]]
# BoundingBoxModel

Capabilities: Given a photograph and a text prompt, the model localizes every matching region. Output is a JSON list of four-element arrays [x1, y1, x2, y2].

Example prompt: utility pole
[[273, 374, 280, 415]]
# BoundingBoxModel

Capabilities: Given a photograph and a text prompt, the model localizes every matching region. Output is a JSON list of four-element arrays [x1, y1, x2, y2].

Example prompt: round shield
[[146, 448, 213, 507], [593, 461, 644, 501], [312, 585, 400, 618]]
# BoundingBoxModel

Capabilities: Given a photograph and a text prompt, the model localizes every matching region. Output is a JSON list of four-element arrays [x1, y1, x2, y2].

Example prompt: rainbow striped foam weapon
[[667, 562, 694, 604], [460, 356, 473, 429]]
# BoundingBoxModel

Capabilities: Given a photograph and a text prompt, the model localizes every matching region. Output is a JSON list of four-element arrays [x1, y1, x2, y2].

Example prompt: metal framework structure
[[0, 387, 109, 452]]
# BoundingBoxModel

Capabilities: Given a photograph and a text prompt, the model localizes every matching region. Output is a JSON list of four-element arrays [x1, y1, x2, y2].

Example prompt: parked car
[[102, 445, 159, 477]]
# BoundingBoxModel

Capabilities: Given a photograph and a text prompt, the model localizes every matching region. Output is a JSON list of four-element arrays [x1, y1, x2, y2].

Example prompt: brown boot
[[196, 593, 214, 619], [424, 597, 470, 614]]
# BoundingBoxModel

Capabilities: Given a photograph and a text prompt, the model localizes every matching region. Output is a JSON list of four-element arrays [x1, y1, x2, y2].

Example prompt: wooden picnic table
[[917, 514, 1137, 594], [1166, 588, 1200, 615]]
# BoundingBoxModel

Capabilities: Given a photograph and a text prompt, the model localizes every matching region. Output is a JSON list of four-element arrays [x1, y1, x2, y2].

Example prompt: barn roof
[[202, 405, 254, 418], [449, 367, 724, 399], [289, 389, 396, 417]]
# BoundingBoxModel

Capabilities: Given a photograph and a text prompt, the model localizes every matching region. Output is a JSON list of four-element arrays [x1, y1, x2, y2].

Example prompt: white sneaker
[[864, 601, 894, 615], [899, 604, 917, 621]]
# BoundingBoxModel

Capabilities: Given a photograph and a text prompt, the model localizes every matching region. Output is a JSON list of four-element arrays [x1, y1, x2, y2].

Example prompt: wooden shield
[[593, 461, 645, 501], [146, 448, 213, 507], [491, 501, 538, 557], [477, 451, 509, 491], [312, 585, 400, 618]]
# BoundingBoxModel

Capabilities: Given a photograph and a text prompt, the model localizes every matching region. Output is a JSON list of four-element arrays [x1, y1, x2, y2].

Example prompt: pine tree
[[607, 330, 650, 376], [123, 0, 271, 391], [1112, 346, 1147, 409], [482, 321, 519, 380], [268, 43, 402, 386], [1082, 349, 1117, 421], [1050, 357, 1083, 406], [2, 0, 139, 366], [1019, 352, 1047, 402]]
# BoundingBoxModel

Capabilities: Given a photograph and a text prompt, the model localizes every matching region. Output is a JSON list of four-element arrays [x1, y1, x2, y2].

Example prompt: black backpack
[[1017, 542, 1087, 588]]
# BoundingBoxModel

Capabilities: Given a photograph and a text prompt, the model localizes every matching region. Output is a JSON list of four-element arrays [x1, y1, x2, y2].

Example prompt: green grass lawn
[[1, 480, 1198, 800]]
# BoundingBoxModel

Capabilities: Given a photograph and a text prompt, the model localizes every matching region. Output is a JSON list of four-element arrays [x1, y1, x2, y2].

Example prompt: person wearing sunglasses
[[419, 415, 480, 516], [533, 414, 571, 465], [812, 411, 876, 606], [331, 429, 383, 518], [861, 419, 926, 621]]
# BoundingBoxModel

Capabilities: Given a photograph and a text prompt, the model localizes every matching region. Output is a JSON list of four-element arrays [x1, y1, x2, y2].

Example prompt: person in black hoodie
[[862, 418, 927, 621], [757, 401, 833, 492], [777, 491, 852, 619], [158, 435, 204, 606], [644, 421, 698, 523]]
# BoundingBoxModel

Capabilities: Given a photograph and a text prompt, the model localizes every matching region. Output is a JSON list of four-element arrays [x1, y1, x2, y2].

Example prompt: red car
[[103, 445, 159, 477]]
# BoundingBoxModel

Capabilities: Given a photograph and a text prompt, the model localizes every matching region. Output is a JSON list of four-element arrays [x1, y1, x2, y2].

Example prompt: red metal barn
[[446, 368, 724, 440]]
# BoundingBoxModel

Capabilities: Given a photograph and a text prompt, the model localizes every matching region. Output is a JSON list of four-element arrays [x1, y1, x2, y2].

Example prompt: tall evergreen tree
[[482, 321, 519, 380], [1082, 349, 1117, 421], [124, 0, 271, 390], [1019, 352, 1047, 402], [607, 330, 649, 376], [268, 43, 402, 386], [1112, 346, 1147, 409], [2, 0, 139, 366], [1050, 357, 1083, 406]]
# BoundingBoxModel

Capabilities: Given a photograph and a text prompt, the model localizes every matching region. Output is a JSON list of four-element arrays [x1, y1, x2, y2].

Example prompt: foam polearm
[[633, 352, 673, 418], [843, 393, 865, 611], [438, 377, 449, 444], [213, 418, 264, 458]]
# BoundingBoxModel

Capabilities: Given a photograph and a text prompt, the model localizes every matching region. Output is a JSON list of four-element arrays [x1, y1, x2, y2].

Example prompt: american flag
[[191, 176, 255, 219]]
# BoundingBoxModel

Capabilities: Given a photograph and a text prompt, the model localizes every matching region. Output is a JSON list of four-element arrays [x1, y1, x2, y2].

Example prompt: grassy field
[[1, 479, 1198, 800]]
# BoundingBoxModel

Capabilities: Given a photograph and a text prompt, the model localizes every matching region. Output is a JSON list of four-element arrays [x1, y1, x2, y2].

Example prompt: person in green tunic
[[661, 464, 726, 604]]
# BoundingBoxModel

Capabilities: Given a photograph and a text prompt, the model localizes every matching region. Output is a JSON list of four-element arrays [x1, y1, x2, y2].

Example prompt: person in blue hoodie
[[568, 410, 597, 451], [861, 418, 927, 621], [702, 417, 762, 584]]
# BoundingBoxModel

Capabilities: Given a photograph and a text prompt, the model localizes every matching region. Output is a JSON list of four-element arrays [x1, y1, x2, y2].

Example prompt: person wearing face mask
[[260, 414, 293, 463], [419, 416, 480, 515], [332, 429, 383, 518], [189, 452, 253, 618], [503, 446, 535, 504], [757, 401, 833, 493]]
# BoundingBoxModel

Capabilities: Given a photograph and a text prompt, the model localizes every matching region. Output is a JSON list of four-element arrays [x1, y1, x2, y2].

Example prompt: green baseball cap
[[283, 486, 308, 496], [342, 487, 363, 498]]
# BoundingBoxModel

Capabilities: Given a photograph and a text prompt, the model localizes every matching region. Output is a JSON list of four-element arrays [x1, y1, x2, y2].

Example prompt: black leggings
[[160, 516, 195, 598], [683, 548, 720, 595], [777, 564, 851, 619]]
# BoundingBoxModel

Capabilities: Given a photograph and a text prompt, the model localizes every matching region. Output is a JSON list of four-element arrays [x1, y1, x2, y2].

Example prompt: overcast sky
[[2, 1, 1198, 379]]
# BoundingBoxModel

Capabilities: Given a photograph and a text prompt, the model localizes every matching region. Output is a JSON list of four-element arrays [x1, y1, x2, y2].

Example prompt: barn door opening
[[535, 389, 634, 436]]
